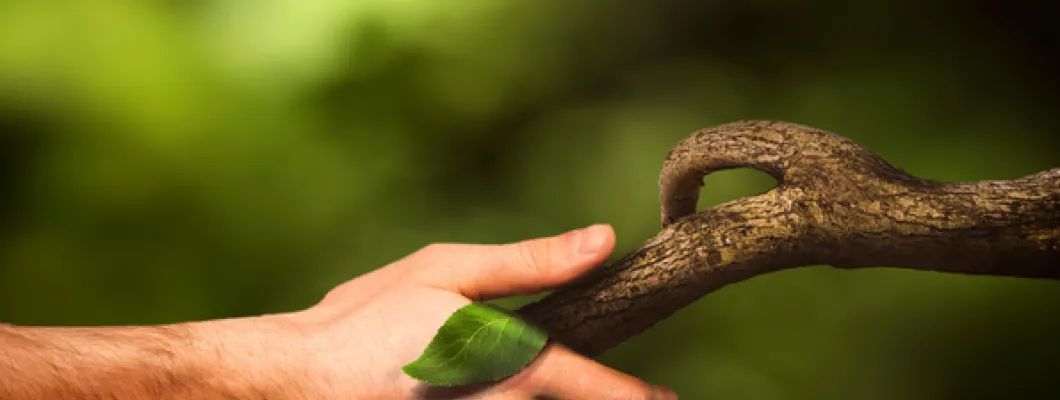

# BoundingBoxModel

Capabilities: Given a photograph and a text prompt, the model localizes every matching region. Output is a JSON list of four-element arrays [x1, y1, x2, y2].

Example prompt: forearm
[[0, 316, 302, 399]]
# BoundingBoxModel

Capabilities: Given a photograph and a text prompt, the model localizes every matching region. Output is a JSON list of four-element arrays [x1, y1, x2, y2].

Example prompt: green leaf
[[402, 302, 549, 387]]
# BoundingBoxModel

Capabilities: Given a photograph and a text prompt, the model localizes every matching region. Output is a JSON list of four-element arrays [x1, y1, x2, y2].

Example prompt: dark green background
[[1, 1, 1058, 398]]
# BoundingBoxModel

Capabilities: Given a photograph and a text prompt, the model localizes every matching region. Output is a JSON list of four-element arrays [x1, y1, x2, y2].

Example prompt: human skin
[[0, 224, 677, 400]]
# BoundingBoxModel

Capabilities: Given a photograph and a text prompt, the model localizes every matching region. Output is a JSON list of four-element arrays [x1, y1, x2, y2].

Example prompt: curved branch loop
[[517, 120, 1059, 357]]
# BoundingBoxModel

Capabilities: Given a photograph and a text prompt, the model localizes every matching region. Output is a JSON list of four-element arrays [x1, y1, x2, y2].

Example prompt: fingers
[[407, 224, 616, 300], [509, 344, 677, 400]]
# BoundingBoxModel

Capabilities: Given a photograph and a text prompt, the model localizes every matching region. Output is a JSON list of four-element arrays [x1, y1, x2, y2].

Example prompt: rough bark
[[515, 120, 1060, 357]]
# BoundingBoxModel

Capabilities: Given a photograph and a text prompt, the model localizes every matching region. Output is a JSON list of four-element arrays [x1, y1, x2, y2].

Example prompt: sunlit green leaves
[[403, 302, 548, 387]]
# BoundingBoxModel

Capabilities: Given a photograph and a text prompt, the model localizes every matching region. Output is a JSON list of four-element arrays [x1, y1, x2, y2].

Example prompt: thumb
[[513, 344, 678, 400], [412, 224, 616, 300]]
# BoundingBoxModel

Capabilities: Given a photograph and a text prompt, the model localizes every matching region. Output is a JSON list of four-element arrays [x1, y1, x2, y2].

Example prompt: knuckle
[[415, 242, 457, 258], [404, 243, 476, 280], [511, 370, 553, 398], [614, 385, 658, 400], [405, 243, 462, 270], [512, 239, 553, 272], [634, 388, 659, 400]]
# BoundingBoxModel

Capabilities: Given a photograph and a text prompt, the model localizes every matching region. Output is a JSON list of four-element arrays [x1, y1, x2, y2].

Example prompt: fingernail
[[570, 224, 606, 255], [652, 385, 678, 400]]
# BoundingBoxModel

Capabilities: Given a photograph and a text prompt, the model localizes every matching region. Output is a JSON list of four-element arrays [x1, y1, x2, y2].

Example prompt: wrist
[[185, 313, 315, 398]]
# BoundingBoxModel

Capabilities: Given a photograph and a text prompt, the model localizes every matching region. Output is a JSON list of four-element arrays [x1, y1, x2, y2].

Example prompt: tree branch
[[516, 120, 1060, 357]]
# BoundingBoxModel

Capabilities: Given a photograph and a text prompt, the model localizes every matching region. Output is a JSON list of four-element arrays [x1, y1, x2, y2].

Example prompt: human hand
[[272, 224, 677, 399]]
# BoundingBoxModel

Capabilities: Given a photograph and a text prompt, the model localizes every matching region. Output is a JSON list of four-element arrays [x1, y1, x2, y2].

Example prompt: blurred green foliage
[[1, 1, 1058, 398]]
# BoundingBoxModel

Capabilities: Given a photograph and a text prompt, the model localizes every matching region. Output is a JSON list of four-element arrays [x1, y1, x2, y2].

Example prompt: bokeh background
[[2, 1, 1059, 398]]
